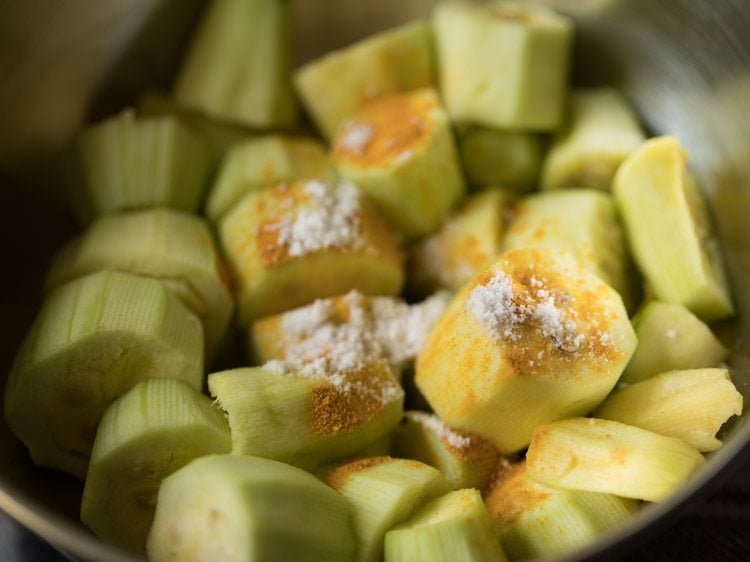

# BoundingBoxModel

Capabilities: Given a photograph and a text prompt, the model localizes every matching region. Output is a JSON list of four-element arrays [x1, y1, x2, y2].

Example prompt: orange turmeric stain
[[332, 90, 437, 169]]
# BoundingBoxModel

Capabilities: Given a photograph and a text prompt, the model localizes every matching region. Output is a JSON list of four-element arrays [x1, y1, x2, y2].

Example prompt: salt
[[274, 180, 365, 258], [339, 121, 374, 155], [406, 411, 472, 449]]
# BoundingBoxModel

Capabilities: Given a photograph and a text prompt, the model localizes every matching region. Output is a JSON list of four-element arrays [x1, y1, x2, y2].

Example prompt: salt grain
[[339, 121, 374, 155], [406, 411, 472, 449], [274, 180, 365, 258], [467, 270, 589, 353], [666, 328, 677, 339]]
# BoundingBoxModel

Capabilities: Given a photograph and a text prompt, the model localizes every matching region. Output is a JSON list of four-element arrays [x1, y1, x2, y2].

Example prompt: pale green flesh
[[326, 458, 450, 562], [147, 455, 354, 562], [385, 489, 507, 562]]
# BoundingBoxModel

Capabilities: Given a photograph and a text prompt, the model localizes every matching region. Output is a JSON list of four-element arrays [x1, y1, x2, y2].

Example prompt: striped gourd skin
[[4, 271, 204, 478]]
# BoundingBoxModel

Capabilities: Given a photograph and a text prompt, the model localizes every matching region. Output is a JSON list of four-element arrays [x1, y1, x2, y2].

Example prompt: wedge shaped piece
[[70, 109, 213, 221], [408, 190, 511, 295], [173, 0, 296, 128], [392, 411, 499, 490], [526, 418, 705, 502], [208, 364, 403, 470], [433, 0, 573, 130], [541, 88, 646, 191], [4, 271, 203, 478], [206, 135, 335, 223], [595, 368, 742, 452], [457, 127, 543, 191], [385, 488, 507, 562], [333, 88, 466, 240], [295, 20, 435, 138], [502, 188, 637, 311], [622, 301, 728, 383], [81, 379, 231, 554], [486, 461, 637, 560], [45, 208, 233, 362], [147, 454, 354, 562], [613, 136, 734, 320], [219, 179, 404, 324], [250, 290, 449, 375], [137, 90, 253, 157], [416, 248, 637, 453], [324, 457, 450, 562]]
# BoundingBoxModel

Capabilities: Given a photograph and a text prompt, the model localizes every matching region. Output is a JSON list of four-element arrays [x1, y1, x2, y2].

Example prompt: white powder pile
[[264, 290, 449, 392], [274, 180, 365, 258], [338, 121, 374, 155], [372, 291, 451, 367], [405, 411, 472, 449], [467, 270, 589, 353]]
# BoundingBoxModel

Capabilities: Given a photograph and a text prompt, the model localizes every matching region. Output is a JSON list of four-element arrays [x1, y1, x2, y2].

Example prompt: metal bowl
[[1, 1, 749, 560]]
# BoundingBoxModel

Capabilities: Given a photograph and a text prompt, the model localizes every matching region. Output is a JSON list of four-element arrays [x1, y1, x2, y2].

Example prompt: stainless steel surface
[[0, 0, 749, 560]]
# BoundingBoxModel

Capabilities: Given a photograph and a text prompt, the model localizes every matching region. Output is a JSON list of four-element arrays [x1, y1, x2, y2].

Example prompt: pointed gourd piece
[[206, 134, 335, 224], [323, 456, 450, 562], [218, 179, 404, 324], [485, 461, 637, 560], [80, 379, 231, 554], [385, 488, 507, 562], [613, 135, 734, 320], [4, 271, 204, 478], [622, 301, 728, 383], [595, 368, 742, 452], [502, 188, 638, 312], [295, 20, 435, 139], [408, 190, 512, 296], [433, 0, 573, 130], [45, 208, 233, 363], [207, 364, 403, 470], [526, 418, 705, 502], [332, 88, 466, 241], [541, 87, 646, 191], [173, 0, 297, 129], [70, 109, 213, 222], [392, 411, 499, 490], [416, 248, 636, 453], [147, 454, 355, 562], [457, 127, 543, 191]]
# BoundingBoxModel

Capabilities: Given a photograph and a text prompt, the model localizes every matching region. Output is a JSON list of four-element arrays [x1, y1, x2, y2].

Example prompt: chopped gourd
[[44, 208, 233, 363], [206, 134, 336, 224], [173, 0, 297, 129], [526, 418, 705, 502], [323, 457, 450, 562], [295, 20, 435, 139], [208, 364, 403, 470], [249, 290, 450, 375], [485, 460, 637, 560], [408, 190, 512, 296], [147, 454, 355, 562], [622, 301, 728, 383], [4, 271, 204, 478], [457, 126, 543, 191], [416, 248, 636, 453], [392, 411, 499, 490], [218, 179, 404, 325], [69, 109, 213, 221], [81, 379, 231, 555], [433, 0, 573, 130], [137, 90, 254, 157], [541, 87, 646, 191], [385, 488, 507, 562], [594, 368, 743, 452], [501, 188, 638, 312], [332, 88, 466, 241], [613, 136, 734, 320]]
